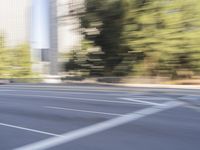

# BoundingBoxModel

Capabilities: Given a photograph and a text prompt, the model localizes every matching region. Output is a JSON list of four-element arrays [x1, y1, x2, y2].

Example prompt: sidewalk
[[115, 83, 200, 90], [63, 79, 200, 90], [3, 77, 200, 90]]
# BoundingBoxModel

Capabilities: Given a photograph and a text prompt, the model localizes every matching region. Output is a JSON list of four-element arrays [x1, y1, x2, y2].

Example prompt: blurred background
[[1, 0, 200, 84]]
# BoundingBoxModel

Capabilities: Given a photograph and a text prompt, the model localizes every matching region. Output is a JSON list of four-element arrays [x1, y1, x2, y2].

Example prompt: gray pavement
[[0, 84, 199, 150]]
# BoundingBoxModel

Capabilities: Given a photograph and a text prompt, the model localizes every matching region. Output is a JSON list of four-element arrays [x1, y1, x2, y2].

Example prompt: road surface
[[0, 84, 199, 150]]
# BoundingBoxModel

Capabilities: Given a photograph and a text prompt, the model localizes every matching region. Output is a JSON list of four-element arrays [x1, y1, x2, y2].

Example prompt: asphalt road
[[0, 83, 199, 150]]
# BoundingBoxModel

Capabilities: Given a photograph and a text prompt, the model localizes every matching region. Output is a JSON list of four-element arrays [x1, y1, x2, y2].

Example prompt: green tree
[[0, 34, 33, 78], [0, 35, 11, 77], [79, 0, 127, 76], [68, 0, 200, 79], [10, 44, 33, 77], [157, 0, 200, 78], [122, 0, 200, 78]]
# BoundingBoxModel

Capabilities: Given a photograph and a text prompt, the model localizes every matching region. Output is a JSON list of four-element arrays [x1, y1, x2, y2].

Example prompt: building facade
[[0, 0, 83, 75]]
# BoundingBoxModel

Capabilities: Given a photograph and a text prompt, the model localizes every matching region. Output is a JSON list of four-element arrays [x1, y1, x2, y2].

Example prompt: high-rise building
[[0, 0, 83, 76], [31, 0, 58, 75]]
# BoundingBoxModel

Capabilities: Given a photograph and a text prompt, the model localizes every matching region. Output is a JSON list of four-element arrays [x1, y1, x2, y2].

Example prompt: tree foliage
[[66, 0, 200, 79], [0, 34, 33, 78]]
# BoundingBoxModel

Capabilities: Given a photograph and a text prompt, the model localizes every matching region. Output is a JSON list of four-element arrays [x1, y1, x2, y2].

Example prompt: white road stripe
[[0, 85, 130, 93], [45, 106, 122, 116], [36, 91, 132, 97], [120, 97, 165, 106], [15, 101, 183, 150], [0, 89, 132, 97], [127, 96, 174, 101], [1, 85, 126, 91], [0, 123, 60, 137], [0, 93, 146, 105], [0, 85, 150, 95], [0, 90, 16, 92]]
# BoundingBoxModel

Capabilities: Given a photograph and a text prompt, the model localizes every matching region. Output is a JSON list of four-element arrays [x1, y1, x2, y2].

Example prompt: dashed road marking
[[0, 93, 148, 105], [45, 106, 122, 116], [120, 97, 165, 106], [0, 123, 60, 137], [0, 90, 16, 92], [15, 101, 183, 150]]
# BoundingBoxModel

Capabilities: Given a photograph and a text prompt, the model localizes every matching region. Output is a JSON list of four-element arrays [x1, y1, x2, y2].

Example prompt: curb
[[63, 80, 200, 90]]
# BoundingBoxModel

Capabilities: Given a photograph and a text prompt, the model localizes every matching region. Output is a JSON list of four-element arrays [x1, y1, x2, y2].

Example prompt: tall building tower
[[31, 0, 58, 75]]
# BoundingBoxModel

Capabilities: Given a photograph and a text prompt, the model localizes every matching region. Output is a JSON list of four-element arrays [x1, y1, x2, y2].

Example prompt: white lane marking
[[1, 89, 131, 97], [37, 91, 133, 97], [127, 96, 174, 101], [120, 98, 165, 106], [0, 86, 130, 93], [15, 101, 183, 150], [178, 96, 200, 112], [0, 93, 147, 105], [0, 123, 60, 137], [1, 85, 126, 91], [0, 85, 149, 95], [45, 106, 122, 116], [0, 90, 16, 92]]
